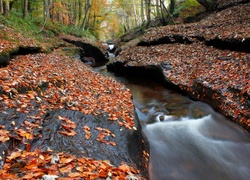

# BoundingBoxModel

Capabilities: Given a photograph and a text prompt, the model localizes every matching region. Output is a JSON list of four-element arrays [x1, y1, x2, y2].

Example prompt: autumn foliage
[[0, 50, 135, 128], [0, 23, 145, 178], [0, 148, 141, 179]]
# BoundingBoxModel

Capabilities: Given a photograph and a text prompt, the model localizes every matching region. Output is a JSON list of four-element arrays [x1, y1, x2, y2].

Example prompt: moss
[[0, 48, 19, 67], [174, 0, 206, 19], [0, 52, 10, 67]]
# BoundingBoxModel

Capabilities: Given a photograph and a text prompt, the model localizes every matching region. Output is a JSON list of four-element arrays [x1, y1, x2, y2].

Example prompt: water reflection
[[95, 65, 250, 180]]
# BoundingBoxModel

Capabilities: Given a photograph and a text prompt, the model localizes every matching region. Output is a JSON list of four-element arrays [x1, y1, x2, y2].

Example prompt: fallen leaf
[[7, 151, 21, 160]]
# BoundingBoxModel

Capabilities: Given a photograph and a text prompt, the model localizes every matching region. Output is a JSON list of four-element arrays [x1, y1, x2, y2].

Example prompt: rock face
[[60, 35, 109, 66], [0, 42, 42, 68], [0, 25, 44, 67], [107, 3, 250, 132]]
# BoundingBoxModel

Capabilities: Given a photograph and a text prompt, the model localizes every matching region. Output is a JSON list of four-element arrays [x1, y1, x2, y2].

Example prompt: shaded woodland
[[0, 0, 234, 40]]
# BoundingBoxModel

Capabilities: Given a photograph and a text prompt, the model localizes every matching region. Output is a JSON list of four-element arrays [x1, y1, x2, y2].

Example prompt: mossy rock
[[0, 52, 10, 67]]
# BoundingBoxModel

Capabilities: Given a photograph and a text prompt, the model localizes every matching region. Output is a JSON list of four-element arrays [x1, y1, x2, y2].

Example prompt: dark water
[[94, 64, 250, 180]]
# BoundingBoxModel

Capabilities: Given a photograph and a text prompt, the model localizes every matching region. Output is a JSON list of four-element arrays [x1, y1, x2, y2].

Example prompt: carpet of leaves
[[215, 0, 249, 9], [0, 44, 143, 178], [0, 50, 135, 129], [141, 3, 250, 43], [59, 34, 108, 53], [114, 3, 250, 128], [0, 148, 141, 179]]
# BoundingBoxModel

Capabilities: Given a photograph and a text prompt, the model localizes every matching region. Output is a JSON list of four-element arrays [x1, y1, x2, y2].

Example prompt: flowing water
[[94, 60, 250, 180]]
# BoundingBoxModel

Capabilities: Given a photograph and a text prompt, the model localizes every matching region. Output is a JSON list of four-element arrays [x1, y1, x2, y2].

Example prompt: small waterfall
[[94, 61, 250, 180], [140, 102, 250, 180]]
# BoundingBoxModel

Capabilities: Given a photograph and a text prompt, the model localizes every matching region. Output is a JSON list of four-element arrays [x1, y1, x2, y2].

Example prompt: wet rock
[[60, 35, 109, 66], [161, 61, 172, 70], [82, 56, 95, 65], [0, 108, 149, 177]]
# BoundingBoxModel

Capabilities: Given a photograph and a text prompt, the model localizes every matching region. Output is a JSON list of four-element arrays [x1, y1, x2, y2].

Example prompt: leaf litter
[[0, 36, 143, 178]]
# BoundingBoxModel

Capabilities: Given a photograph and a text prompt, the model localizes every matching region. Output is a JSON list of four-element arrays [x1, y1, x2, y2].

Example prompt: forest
[[0, 0, 214, 41]]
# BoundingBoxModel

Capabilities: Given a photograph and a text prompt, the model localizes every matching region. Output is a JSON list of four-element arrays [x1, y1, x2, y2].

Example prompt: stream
[[93, 50, 250, 180]]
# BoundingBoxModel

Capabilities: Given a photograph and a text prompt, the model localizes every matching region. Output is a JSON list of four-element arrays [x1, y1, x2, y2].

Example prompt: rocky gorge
[[0, 1, 249, 179], [108, 2, 250, 132]]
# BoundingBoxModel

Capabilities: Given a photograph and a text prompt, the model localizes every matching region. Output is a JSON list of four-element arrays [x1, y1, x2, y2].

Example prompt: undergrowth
[[0, 11, 97, 42]]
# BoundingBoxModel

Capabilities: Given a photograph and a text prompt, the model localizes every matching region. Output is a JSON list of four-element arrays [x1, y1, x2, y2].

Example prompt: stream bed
[[94, 64, 250, 180]]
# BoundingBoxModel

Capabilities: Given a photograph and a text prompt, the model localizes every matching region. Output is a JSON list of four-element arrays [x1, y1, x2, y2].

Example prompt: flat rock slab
[[0, 108, 147, 171]]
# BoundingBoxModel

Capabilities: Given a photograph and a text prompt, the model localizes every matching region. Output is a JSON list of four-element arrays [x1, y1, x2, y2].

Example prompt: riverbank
[[0, 24, 148, 179], [108, 2, 250, 132]]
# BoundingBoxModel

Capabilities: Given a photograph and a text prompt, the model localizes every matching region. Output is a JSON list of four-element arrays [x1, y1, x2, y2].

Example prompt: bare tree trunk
[[82, 0, 91, 30], [48, 0, 56, 21], [160, 0, 175, 24], [39, 0, 51, 32], [132, 0, 139, 26], [197, 0, 217, 10], [92, 12, 96, 29], [169, 0, 175, 14], [3, 0, 9, 16], [156, 0, 160, 17], [0, 0, 3, 15], [43, 0, 50, 20], [75, 0, 83, 26], [140, 0, 145, 24], [72, 0, 76, 25], [146, 0, 151, 27], [23, 0, 28, 18], [78, 0, 82, 25], [160, 0, 166, 25]]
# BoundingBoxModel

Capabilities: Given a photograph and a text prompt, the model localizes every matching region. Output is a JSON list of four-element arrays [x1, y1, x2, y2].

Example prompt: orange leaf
[[85, 131, 91, 140], [22, 173, 34, 179], [62, 123, 72, 131], [68, 172, 82, 178], [108, 141, 116, 146], [84, 125, 90, 131], [97, 132, 105, 142], [59, 130, 76, 136], [99, 169, 107, 178], [0, 129, 10, 142], [83, 125, 91, 139], [60, 157, 75, 164], [59, 164, 74, 174], [95, 127, 103, 131], [118, 163, 130, 173], [78, 158, 86, 165], [32, 172, 45, 178], [76, 166, 84, 172], [7, 151, 21, 160]]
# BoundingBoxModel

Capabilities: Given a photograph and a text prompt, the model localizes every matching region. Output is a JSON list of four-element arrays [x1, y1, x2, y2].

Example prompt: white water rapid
[[95, 58, 250, 180], [138, 102, 250, 180]]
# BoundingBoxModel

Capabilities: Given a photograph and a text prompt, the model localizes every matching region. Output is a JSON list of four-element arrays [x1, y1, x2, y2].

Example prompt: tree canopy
[[0, 0, 212, 40]]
